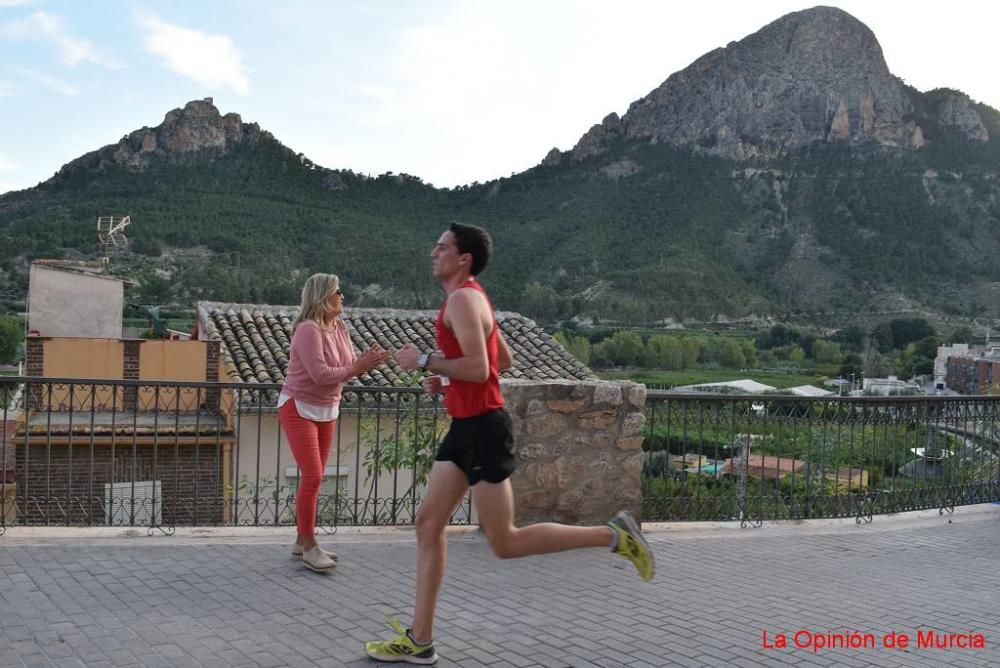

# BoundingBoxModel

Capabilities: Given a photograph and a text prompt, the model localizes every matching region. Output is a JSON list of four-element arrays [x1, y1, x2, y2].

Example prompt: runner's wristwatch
[[417, 352, 431, 370]]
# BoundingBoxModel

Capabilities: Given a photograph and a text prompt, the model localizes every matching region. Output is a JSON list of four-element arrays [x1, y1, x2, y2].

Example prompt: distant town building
[[945, 347, 1000, 395], [672, 379, 776, 394], [934, 343, 972, 390], [862, 376, 919, 396], [786, 384, 832, 397]]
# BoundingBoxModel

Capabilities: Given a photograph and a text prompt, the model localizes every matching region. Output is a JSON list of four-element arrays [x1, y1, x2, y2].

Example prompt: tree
[[554, 331, 591, 366], [798, 333, 816, 359], [949, 326, 974, 344], [914, 335, 940, 360], [787, 345, 806, 365], [870, 324, 894, 353], [862, 344, 892, 377], [888, 318, 936, 349], [520, 283, 560, 323], [646, 334, 677, 369], [838, 353, 862, 380], [899, 335, 939, 378], [589, 340, 612, 368], [703, 338, 745, 369], [813, 339, 843, 365], [835, 325, 866, 353], [604, 330, 645, 367], [756, 324, 800, 350], [0, 316, 22, 364]]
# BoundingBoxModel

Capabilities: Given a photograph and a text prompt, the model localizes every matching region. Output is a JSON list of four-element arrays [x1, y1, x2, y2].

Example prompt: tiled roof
[[196, 302, 595, 389]]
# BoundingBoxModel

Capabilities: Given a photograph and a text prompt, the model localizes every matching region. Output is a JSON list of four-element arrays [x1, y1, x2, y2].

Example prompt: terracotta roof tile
[[197, 302, 595, 389]]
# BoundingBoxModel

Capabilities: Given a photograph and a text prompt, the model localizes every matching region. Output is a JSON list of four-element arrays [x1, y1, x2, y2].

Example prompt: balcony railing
[[642, 391, 1000, 524], [1, 376, 467, 534], [3, 378, 999, 533]]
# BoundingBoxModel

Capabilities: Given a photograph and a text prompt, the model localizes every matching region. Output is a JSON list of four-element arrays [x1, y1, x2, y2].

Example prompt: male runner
[[365, 223, 654, 664]]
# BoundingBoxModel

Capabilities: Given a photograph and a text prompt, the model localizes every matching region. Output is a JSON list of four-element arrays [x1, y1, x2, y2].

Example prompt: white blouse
[[277, 392, 340, 421]]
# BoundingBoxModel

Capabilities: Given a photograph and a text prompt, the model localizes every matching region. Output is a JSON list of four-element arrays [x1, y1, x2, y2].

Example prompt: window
[[105, 480, 162, 526], [284, 466, 349, 496]]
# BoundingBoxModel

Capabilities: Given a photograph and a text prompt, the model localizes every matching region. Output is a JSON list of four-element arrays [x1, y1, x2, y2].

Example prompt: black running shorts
[[436, 408, 517, 485]]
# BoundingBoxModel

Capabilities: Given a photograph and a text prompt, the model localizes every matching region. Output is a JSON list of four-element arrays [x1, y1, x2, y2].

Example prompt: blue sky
[[1, 0, 998, 195]]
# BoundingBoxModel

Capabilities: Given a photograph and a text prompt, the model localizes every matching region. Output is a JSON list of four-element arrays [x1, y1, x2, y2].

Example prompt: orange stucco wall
[[39, 339, 213, 411], [138, 341, 207, 381], [43, 338, 125, 379], [139, 341, 209, 411], [42, 338, 125, 409]]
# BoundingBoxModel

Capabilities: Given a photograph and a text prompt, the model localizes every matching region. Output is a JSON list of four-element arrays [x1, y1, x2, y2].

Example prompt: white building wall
[[28, 264, 124, 338]]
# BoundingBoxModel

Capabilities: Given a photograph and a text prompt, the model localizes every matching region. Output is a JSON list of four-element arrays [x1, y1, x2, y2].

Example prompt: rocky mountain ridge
[[56, 98, 266, 176], [559, 6, 987, 165], [2, 6, 1000, 325]]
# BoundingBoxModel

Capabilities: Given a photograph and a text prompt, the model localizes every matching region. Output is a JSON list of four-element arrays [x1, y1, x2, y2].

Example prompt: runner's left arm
[[496, 331, 513, 372]]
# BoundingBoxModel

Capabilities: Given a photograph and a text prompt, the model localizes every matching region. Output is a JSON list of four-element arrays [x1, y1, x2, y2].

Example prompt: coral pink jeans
[[278, 400, 336, 537]]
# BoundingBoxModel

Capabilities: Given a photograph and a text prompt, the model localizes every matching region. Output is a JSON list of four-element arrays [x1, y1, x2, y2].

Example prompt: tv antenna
[[96, 215, 131, 269]]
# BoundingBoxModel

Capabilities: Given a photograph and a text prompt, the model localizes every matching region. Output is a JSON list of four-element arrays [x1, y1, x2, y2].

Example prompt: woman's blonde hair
[[292, 273, 340, 331]]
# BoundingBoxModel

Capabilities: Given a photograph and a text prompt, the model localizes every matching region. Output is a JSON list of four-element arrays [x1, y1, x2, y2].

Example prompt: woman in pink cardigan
[[279, 273, 391, 572]]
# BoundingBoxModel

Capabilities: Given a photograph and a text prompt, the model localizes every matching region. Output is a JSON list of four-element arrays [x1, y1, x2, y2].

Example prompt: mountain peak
[[572, 6, 924, 162], [56, 98, 265, 178]]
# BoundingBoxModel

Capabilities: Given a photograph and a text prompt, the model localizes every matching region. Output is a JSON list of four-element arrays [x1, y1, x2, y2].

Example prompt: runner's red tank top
[[436, 279, 504, 418]]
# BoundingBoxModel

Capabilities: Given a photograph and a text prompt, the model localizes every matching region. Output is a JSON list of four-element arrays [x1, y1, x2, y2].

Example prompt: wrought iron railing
[[4, 378, 999, 533], [1, 377, 468, 534], [642, 391, 1000, 524]]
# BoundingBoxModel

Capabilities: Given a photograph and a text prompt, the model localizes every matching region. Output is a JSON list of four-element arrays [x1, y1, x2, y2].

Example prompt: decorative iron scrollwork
[[855, 490, 879, 524], [147, 524, 175, 536]]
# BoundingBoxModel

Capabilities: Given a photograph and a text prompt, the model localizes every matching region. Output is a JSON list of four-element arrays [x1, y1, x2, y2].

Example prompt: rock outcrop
[[540, 147, 563, 167], [570, 7, 929, 162], [58, 98, 265, 175], [572, 113, 624, 161], [937, 92, 989, 142]]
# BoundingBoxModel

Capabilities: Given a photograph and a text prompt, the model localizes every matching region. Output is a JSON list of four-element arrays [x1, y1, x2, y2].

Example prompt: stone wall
[[502, 379, 646, 526]]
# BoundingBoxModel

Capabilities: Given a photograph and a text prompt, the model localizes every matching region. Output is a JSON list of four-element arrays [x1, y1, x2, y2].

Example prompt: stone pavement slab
[[1, 506, 998, 667]]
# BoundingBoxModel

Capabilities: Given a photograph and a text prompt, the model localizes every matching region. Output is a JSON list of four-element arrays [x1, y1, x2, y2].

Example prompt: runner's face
[[431, 231, 467, 279]]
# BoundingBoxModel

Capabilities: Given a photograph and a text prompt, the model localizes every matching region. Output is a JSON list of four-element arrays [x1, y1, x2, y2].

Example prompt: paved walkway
[[1, 506, 999, 667]]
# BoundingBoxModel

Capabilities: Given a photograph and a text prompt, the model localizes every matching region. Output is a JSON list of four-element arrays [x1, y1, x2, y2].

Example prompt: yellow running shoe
[[608, 510, 655, 582], [364, 617, 439, 665]]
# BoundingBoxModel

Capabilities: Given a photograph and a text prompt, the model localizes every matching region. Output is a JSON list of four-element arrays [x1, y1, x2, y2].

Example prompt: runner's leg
[[410, 460, 470, 643], [472, 479, 612, 559]]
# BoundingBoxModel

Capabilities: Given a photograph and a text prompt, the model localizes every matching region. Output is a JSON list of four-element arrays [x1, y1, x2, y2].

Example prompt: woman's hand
[[352, 344, 392, 376]]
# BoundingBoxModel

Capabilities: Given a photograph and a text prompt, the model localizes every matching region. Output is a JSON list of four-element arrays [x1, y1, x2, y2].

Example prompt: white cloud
[[2, 11, 121, 68], [359, 84, 395, 102], [0, 155, 22, 194], [0, 0, 34, 7], [19, 68, 76, 95], [363, 2, 656, 185], [136, 12, 249, 94], [373, 0, 1000, 187]]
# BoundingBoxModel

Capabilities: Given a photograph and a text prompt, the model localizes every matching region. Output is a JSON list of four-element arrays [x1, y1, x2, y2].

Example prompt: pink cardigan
[[281, 319, 357, 407]]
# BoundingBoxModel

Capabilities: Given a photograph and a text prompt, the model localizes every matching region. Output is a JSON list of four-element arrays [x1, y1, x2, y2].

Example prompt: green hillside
[[2, 89, 1000, 326]]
